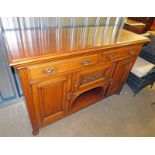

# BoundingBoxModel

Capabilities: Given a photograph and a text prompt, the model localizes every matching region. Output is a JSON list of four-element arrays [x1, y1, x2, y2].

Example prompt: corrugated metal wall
[[0, 30, 19, 105], [0, 17, 125, 30]]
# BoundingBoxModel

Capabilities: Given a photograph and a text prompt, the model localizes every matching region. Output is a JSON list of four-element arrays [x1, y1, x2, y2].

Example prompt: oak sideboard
[[4, 26, 149, 135]]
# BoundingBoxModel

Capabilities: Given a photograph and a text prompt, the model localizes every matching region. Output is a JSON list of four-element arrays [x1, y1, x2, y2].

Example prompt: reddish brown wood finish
[[132, 18, 154, 32], [5, 27, 149, 135], [124, 18, 155, 34]]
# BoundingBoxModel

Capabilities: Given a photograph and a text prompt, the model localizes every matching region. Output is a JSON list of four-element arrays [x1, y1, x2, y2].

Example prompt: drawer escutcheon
[[42, 67, 56, 74], [81, 59, 92, 66], [108, 54, 117, 60], [129, 49, 136, 55]]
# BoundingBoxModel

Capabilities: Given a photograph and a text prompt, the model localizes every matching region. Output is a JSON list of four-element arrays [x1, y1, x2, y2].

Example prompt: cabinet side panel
[[18, 69, 39, 133]]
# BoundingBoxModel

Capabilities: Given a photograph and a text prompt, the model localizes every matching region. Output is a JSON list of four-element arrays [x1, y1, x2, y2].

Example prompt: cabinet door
[[106, 57, 136, 96], [31, 75, 71, 127]]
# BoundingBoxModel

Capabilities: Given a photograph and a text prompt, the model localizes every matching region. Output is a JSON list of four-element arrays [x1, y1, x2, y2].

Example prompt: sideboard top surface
[[3, 26, 149, 66]]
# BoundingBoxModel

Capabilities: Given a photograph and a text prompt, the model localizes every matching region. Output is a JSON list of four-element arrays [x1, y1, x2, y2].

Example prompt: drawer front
[[102, 47, 141, 62], [72, 63, 113, 92], [28, 54, 99, 80]]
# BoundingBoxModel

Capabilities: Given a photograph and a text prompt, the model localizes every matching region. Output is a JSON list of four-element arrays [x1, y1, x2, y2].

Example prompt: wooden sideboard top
[[3, 26, 149, 66]]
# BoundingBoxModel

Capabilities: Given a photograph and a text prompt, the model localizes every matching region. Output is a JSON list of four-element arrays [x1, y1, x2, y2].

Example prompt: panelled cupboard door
[[106, 57, 136, 96], [31, 75, 71, 127]]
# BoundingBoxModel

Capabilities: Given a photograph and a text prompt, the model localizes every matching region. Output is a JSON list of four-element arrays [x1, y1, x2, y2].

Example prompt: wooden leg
[[150, 83, 154, 88], [32, 129, 39, 136], [115, 92, 120, 95], [115, 89, 121, 95], [115, 88, 122, 95]]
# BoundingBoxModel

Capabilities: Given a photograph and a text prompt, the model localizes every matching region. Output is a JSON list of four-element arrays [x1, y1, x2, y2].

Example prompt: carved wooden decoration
[[80, 70, 106, 85]]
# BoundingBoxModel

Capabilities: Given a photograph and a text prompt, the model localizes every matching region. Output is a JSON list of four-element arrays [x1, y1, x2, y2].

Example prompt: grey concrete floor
[[0, 84, 155, 137]]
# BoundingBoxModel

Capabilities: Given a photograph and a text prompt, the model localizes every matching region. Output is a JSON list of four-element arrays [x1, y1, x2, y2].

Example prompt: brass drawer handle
[[42, 67, 55, 74], [81, 59, 92, 66], [129, 49, 136, 55], [108, 54, 117, 60]]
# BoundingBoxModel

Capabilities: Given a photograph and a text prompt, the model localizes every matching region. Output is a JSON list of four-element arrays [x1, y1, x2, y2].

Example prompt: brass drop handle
[[108, 54, 117, 60], [109, 77, 113, 85], [129, 49, 136, 55], [74, 81, 79, 88], [67, 92, 72, 101], [42, 67, 55, 74], [81, 59, 92, 66]]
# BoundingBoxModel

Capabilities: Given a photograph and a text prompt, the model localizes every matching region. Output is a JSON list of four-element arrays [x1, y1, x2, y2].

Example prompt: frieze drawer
[[28, 54, 99, 80]]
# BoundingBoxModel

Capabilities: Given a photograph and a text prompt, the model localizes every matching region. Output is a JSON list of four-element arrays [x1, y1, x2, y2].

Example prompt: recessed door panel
[[32, 75, 71, 126]]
